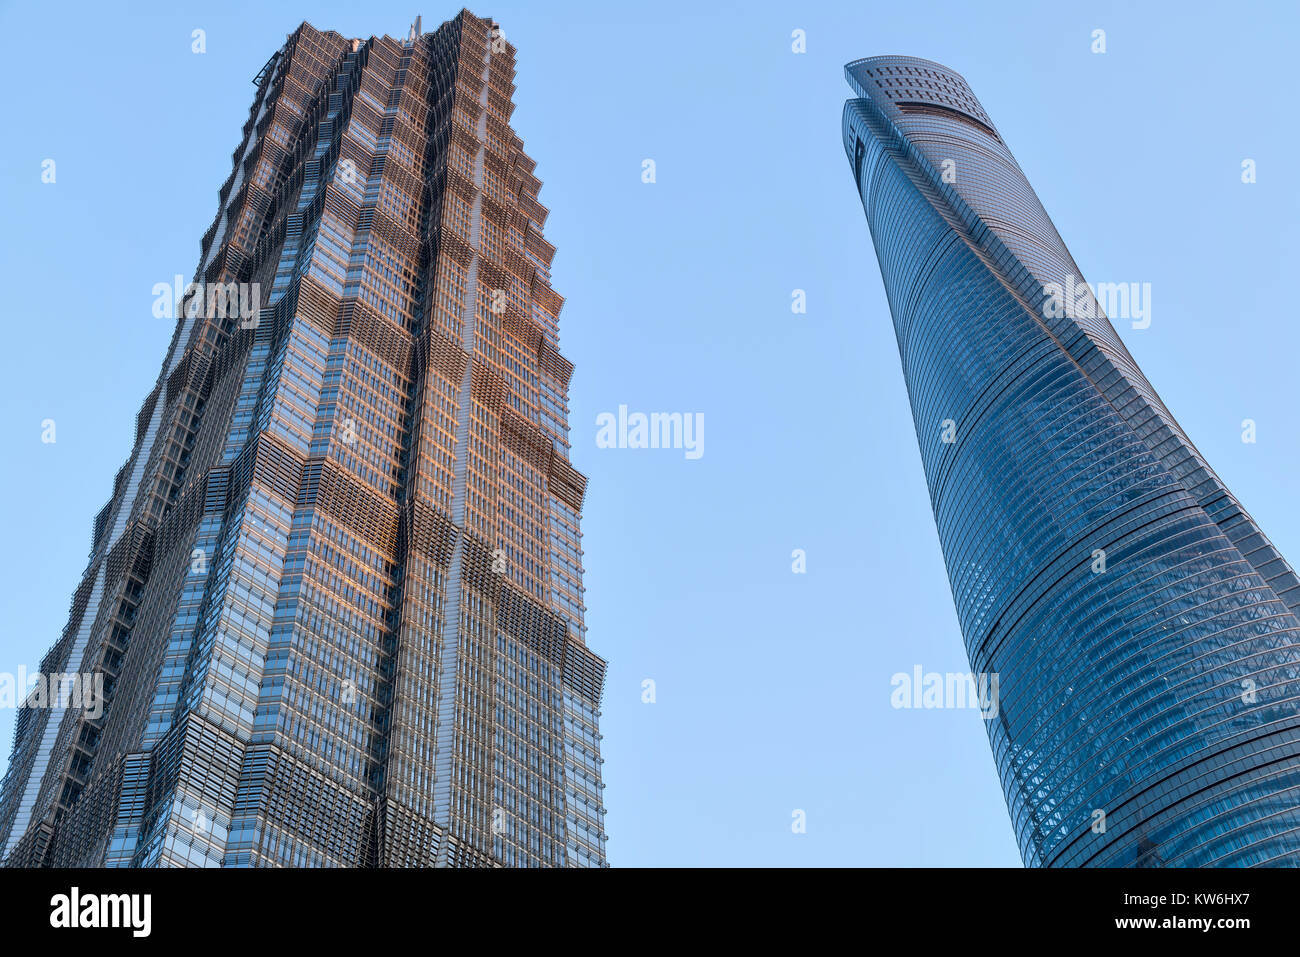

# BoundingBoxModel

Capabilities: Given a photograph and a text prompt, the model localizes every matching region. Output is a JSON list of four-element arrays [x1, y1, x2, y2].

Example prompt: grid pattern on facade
[[2, 10, 607, 869]]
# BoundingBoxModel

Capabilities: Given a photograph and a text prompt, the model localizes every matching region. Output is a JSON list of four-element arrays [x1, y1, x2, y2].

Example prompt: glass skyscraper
[[0, 11, 607, 868], [843, 56, 1300, 866]]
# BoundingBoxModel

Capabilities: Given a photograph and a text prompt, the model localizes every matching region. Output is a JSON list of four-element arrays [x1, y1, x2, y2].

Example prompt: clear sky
[[1, 0, 1296, 867]]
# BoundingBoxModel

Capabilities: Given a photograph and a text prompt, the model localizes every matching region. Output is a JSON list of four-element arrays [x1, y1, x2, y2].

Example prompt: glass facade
[[1, 12, 607, 868], [844, 56, 1300, 866]]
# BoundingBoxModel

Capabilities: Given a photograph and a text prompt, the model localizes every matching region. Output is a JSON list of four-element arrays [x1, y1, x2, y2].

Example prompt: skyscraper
[[0, 10, 607, 868], [843, 56, 1300, 866]]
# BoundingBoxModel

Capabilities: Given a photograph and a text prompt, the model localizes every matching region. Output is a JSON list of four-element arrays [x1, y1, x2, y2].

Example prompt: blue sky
[[1, 0, 1296, 866]]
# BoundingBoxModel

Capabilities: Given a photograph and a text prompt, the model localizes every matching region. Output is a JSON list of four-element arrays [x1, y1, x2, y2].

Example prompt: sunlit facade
[[0, 10, 607, 868], [844, 56, 1300, 866]]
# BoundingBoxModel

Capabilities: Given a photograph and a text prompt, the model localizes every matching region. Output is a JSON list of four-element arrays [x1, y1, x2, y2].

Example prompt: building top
[[845, 55, 999, 141]]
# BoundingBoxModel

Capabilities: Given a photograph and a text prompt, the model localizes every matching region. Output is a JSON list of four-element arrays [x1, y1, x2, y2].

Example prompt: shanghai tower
[[0, 10, 607, 868], [844, 57, 1300, 866]]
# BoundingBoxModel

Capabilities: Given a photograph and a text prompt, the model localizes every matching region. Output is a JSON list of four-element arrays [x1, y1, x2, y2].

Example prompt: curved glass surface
[[844, 57, 1300, 867]]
